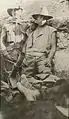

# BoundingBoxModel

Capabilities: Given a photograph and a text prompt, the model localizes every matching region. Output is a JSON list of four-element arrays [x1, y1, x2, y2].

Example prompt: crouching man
[[16, 7, 59, 101]]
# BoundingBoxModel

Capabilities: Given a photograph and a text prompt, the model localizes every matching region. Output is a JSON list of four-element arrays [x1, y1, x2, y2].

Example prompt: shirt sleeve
[[49, 26, 57, 41], [50, 26, 57, 34], [46, 26, 57, 50]]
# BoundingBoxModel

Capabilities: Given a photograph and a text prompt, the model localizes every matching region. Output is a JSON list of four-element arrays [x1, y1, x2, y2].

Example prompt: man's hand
[[2, 50, 16, 62], [45, 58, 51, 67], [48, 31, 57, 62], [3, 50, 11, 59]]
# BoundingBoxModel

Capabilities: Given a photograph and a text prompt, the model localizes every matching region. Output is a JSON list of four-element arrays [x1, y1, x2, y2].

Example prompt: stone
[[17, 82, 40, 101], [56, 105, 69, 117], [54, 50, 69, 78]]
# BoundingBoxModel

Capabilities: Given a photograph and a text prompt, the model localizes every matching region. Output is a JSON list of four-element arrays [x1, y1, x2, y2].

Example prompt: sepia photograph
[[0, 0, 69, 119]]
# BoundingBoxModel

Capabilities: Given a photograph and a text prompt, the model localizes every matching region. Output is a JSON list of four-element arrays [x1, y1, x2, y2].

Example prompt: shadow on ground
[[1, 94, 67, 119]]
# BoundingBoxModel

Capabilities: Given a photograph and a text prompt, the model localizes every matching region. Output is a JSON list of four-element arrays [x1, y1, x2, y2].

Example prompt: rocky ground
[[1, 95, 68, 119], [0, 0, 69, 119]]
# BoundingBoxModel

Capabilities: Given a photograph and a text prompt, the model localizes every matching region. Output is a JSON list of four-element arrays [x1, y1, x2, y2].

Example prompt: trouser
[[23, 54, 51, 78], [17, 54, 60, 101], [22, 54, 60, 85], [1, 44, 22, 82]]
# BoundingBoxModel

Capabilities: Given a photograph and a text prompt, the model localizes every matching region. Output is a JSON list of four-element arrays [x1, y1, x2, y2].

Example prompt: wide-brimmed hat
[[32, 7, 53, 20], [6, 17, 17, 24], [7, 7, 23, 16]]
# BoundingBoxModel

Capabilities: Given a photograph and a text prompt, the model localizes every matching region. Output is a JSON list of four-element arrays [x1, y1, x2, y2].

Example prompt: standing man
[[1, 7, 28, 88], [17, 7, 59, 101], [1, 7, 24, 61]]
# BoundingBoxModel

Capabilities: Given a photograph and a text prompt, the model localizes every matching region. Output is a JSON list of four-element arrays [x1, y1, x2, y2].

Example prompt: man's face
[[30, 22, 37, 31], [12, 9, 16, 17], [16, 9, 22, 18], [36, 15, 44, 26]]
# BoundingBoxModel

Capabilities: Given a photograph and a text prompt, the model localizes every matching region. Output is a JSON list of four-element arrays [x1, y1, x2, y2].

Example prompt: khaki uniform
[[1, 22, 24, 71], [18, 25, 60, 101], [23, 25, 56, 77], [27, 25, 55, 53]]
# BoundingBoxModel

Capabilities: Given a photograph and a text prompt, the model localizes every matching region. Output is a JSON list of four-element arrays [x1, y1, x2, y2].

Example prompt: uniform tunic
[[1, 22, 24, 72], [1, 22, 24, 61], [26, 25, 56, 56]]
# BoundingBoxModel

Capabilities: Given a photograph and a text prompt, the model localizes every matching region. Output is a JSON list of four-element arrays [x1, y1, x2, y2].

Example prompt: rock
[[0, 112, 4, 119], [21, 74, 35, 89], [54, 50, 69, 78], [9, 77, 17, 89], [47, 17, 69, 32], [17, 82, 40, 101], [36, 74, 49, 80], [1, 81, 9, 90], [43, 75, 60, 83], [28, 76, 42, 84], [56, 105, 69, 117]]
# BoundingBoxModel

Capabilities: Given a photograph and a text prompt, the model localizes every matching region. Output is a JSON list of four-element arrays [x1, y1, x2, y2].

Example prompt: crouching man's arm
[[47, 31, 57, 66]]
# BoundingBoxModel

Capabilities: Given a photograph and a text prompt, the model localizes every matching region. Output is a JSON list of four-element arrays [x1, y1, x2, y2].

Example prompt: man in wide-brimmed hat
[[1, 6, 23, 50], [7, 6, 23, 18], [32, 6, 53, 20], [1, 6, 29, 89], [16, 7, 60, 101]]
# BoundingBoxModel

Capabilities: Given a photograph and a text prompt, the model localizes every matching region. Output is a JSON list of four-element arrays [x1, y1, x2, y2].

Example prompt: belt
[[26, 51, 46, 57], [6, 43, 21, 51]]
